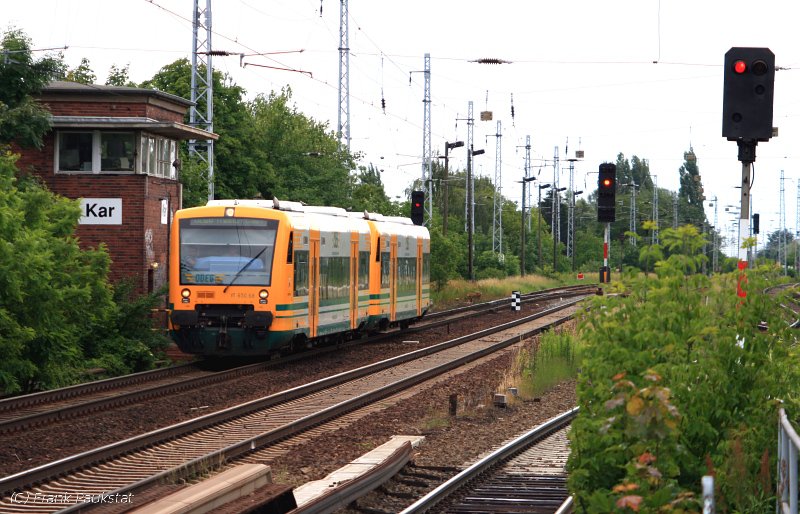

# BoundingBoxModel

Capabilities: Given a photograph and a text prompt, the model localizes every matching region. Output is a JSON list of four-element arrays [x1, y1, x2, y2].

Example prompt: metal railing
[[779, 408, 800, 514]]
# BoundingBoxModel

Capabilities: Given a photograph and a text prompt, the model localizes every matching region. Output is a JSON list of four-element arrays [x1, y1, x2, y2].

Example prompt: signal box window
[[58, 132, 93, 171], [57, 131, 136, 173], [101, 133, 135, 171], [57, 131, 174, 176]]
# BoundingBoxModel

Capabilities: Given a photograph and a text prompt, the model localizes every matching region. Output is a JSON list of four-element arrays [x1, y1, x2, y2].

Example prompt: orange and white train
[[168, 199, 430, 356]]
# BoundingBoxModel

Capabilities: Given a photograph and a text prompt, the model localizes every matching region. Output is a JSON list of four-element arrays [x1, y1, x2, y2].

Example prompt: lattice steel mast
[[190, 0, 214, 201], [566, 156, 576, 261], [421, 53, 432, 224], [552, 146, 560, 268], [337, 0, 350, 150], [491, 120, 503, 255], [792, 181, 800, 271], [780, 170, 786, 274], [652, 175, 659, 245]]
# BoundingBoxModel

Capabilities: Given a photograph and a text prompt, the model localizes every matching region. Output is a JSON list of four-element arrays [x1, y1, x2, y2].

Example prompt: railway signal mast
[[722, 47, 775, 263], [597, 163, 616, 283]]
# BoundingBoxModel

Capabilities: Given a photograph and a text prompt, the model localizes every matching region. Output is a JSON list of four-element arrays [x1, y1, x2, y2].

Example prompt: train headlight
[[259, 289, 269, 300], [181, 288, 191, 299], [224, 207, 235, 217]]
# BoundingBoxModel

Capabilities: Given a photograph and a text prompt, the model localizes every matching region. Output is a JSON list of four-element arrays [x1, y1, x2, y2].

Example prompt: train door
[[390, 235, 398, 322], [416, 237, 423, 317], [350, 238, 358, 330], [309, 235, 320, 338]]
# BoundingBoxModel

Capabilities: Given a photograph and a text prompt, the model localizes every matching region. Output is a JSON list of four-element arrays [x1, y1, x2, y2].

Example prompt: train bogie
[[168, 199, 430, 357]]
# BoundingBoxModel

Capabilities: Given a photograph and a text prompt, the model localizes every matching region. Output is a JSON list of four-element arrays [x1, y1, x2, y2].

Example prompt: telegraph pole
[[538, 183, 550, 270], [441, 140, 464, 236]]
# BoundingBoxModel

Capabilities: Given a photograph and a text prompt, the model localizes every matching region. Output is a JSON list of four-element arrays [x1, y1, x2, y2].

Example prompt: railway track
[[0, 295, 587, 512], [0, 285, 597, 435], [398, 409, 576, 514], [317, 409, 576, 514]]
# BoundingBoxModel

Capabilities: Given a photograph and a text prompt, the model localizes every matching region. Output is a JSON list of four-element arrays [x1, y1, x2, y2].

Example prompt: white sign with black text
[[161, 199, 169, 225], [79, 198, 122, 225]]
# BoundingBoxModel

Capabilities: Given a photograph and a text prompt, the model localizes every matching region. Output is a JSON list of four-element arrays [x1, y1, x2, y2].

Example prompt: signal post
[[597, 163, 616, 283], [722, 47, 775, 264]]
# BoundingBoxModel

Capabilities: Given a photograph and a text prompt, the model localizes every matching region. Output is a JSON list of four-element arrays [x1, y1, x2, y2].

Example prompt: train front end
[[168, 203, 291, 356]]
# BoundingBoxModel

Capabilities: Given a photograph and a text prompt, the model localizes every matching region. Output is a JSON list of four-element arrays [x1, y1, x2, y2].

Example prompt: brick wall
[[43, 100, 148, 117], [13, 136, 180, 296]]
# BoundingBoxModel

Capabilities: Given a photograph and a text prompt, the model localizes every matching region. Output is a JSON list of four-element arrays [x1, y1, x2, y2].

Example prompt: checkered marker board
[[512, 291, 521, 311]]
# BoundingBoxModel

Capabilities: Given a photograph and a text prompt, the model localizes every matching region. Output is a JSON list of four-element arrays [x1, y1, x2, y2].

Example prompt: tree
[[0, 152, 113, 392], [249, 89, 355, 206], [678, 149, 706, 226], [141, 59, 265, 206], [0, 29, 167, 392], [429, 226, 463, 290], [351, 164, 398, 215], [62, 57, 96, 85], [106, 63, 136, 87], [758, 228, 795, 264], [0, 29, 62, 149]]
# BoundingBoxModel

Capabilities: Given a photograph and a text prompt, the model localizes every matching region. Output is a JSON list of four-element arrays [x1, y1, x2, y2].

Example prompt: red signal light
[[734, 60, 747, 74]]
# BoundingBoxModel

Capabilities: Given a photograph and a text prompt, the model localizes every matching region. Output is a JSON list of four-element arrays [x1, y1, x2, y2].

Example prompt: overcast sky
[[6, 0, 800, 255]]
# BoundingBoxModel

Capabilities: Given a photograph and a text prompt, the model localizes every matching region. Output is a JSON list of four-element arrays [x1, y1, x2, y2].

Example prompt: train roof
[[205, 199, 421, 228]]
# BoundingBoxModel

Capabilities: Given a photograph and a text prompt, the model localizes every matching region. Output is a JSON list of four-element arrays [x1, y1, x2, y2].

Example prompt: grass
[[431, 274, 561, 309], [420, 410, 451, 431], [520, 326, 582, 398]]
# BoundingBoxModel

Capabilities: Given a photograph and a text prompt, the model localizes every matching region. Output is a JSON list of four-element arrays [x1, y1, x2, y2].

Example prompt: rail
[[0, 297, 586, 511], [398, 408, 578, 514], [779, 408, 800, 514]]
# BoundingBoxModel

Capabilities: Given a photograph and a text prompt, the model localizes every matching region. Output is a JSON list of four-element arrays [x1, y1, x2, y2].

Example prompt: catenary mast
[[190, 0, 214, 201]]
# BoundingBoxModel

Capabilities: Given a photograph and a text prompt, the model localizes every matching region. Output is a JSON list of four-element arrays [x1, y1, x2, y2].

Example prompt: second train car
[[168, 198, 430, 356]]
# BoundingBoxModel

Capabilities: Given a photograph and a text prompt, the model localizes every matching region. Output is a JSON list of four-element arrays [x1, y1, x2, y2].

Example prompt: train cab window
[[287, 232, 294, 264], [179, 217, 278, 286], [375, 237, 381, 262]]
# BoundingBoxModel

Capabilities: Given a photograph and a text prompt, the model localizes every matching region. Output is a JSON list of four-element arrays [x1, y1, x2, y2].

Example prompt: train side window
[[287, 232, 294, 264], [359, 250, 369, 290], [380, 252, 391, 288], [294, 250, 309, 296]]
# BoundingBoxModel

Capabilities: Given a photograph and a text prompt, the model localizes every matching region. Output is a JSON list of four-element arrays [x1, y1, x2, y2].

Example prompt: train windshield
[[179, 217, 278, 286]]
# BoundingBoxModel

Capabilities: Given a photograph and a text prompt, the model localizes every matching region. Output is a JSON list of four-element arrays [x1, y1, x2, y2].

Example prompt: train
[[168, 198, 431, 356]]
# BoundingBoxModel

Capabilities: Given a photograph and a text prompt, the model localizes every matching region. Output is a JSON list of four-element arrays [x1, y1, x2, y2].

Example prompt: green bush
[[568, 225, 800, 512]]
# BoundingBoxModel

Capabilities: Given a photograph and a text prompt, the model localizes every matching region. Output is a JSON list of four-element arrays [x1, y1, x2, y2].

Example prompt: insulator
[[473, 58, 512, 65]]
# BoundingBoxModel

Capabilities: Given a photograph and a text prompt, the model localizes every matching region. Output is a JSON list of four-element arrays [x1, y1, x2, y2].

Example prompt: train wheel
[[288, 334, 308, 354]]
